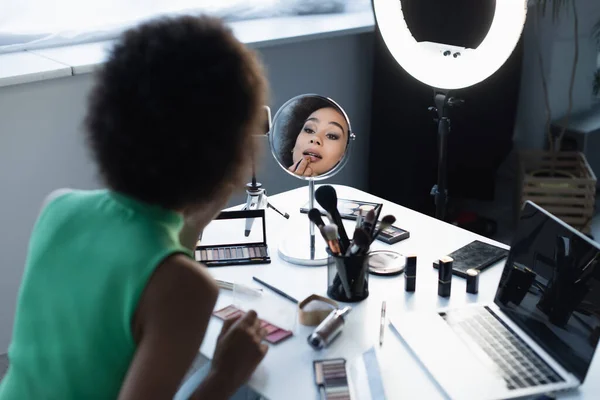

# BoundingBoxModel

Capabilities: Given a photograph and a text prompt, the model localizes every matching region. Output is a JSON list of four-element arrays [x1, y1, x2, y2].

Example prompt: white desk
[[199, 185, 600, 399]]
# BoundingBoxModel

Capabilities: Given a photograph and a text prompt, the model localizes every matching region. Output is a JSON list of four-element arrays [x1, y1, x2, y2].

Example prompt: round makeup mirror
[[270, 94, 353, 180], [269, 94, 355, 266]]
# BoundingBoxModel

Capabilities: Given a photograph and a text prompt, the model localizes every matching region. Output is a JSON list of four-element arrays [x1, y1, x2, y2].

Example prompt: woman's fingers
[[291, 157, 311, 176]]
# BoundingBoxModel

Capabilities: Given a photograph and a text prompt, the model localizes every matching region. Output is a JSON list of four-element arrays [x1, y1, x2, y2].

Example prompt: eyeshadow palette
[[300, 198, 383, 221], [313, 358, 352, 400], [213, 304, 293, 344], [374, 222, 410, 245], [195, 209, 270, 267]]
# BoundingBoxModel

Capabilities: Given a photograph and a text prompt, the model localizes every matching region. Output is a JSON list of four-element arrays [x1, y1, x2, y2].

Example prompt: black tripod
[[429, 89, 463, 221]]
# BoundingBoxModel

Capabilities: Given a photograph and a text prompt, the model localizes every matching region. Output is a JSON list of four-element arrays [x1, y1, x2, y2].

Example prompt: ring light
[[373, 0, 527, 90], [372, 0, 527, 220]]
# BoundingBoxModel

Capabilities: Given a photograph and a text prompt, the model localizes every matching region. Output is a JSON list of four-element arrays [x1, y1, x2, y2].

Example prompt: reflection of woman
[[278, 97, 348, 177]]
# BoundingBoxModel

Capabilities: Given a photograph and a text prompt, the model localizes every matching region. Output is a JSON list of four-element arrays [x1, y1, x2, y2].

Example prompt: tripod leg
[[244, 192, 259, 237]]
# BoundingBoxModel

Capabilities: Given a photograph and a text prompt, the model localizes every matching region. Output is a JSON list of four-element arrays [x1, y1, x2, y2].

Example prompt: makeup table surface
[[199, 184, 600, 399]]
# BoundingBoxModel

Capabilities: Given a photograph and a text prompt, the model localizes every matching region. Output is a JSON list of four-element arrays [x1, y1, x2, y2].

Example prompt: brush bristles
[[315, 185, 338, 214], [365, 209, 376, 223], [353, 228, 370, 249], [322, 224, 339, 240], [381, 215, 396, 225]]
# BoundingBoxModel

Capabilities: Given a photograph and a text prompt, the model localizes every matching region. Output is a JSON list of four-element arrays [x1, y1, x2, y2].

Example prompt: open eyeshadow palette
[[195, 209, 270, 267], [300, 198, 383, 221], [313, 358, 351, 400], [213, 304, 293, 344]]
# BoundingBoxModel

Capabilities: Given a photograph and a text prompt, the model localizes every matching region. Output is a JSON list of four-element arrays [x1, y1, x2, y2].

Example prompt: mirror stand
[[277, 180, 329, 266]]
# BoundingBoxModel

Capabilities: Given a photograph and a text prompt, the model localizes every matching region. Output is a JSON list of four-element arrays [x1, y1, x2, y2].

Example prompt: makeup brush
[[361, 209, 376, 236], [347, 228, 371, 256], [371, 215, 397, 243], [322, 224, 342, 255], [355, 208, 364, 230], [308, 208, 326, 229], [315, 186, 350, 252]]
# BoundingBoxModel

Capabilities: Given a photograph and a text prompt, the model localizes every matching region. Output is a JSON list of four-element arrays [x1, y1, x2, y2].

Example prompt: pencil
[[252, 276, 299, 304], [379, 301, 386, 346]]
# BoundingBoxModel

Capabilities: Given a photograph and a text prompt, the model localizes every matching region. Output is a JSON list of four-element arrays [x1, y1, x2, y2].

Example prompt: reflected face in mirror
[[290, 107, 348, 177]]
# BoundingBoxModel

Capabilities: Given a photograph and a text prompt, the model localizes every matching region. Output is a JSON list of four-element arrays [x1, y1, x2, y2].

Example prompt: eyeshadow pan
[[236, 248, 243, 258], [259, 246, 266, 257], [201, 249, 207, 261], [249, 247, 256, 258], [266, 329, 293, 344], [262, 324, 279, 335], [212, 249, 219, 260], [195, 250, 200, 261], [213, 305, 239, 319], [225, 248, 231, 259], [218, 248, 225, 260], [242, 248, 250, 258]]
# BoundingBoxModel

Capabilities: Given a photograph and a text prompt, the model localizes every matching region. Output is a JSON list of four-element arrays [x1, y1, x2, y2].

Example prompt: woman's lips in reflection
[[303, 148, 322, 163]]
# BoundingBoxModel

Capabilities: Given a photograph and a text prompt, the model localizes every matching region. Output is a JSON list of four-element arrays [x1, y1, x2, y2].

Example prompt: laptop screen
[[494, 201, 600, 382]]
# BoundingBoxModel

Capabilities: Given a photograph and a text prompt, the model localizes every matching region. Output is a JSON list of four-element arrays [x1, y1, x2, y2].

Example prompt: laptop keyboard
[[441, 306, 564, 390]]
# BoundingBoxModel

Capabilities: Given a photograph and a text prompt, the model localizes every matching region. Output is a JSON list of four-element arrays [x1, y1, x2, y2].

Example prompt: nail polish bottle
[[405, 255, 416, 292], [438, 256, 453, 297]]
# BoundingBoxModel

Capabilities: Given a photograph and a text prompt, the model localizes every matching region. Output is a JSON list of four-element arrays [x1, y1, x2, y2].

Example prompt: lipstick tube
[[466, 268, 479, 294], [438, 256, 453, 297], [405, 255, 417, 292]]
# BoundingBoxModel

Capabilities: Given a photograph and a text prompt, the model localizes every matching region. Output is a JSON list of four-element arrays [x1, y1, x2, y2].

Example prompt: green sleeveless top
[[0, 189, 192, 399]]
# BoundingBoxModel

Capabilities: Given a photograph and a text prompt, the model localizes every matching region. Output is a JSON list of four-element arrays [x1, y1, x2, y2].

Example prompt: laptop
[[391, 201, 600, 400]]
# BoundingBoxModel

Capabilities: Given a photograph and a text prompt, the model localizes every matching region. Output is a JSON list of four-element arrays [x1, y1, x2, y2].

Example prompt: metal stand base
[[278, 230, 329, 266], [277, 180, 328, 266]]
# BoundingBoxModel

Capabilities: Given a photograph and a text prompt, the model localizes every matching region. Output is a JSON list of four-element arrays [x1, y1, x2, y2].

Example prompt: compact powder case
[[368, 250, 406, 276]]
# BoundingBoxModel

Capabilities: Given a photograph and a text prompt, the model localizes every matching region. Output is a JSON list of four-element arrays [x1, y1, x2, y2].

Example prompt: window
[[0, 0, 371, 53]]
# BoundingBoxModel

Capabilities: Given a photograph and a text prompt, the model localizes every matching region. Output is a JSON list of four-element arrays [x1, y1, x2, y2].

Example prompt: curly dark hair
[[272, 96, 341, 168], [85, 15, 267, 210]]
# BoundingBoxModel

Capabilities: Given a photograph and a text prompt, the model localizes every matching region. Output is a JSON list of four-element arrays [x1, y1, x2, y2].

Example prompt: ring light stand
[[429, 90, 464, 221], [373, 0, 527, 221]]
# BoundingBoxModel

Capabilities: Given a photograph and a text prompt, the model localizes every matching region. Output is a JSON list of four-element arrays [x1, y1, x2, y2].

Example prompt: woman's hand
[[288, 157, 314, 177], [210, 311, 268, 391]]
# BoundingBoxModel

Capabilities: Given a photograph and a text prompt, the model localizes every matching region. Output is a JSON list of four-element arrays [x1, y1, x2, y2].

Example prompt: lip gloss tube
[[405, 255, 417, 292], [438, 256, 453, 297]]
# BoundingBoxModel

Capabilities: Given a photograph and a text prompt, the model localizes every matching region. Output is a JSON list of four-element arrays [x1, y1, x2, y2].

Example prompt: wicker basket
[[518, 151, 597, 233]]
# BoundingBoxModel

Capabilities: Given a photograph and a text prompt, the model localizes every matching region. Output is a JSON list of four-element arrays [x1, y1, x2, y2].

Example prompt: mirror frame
[[268, 94, 355, 181]]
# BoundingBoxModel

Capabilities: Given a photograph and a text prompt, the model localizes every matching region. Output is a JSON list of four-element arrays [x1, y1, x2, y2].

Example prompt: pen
[[252, 276, 299, 304], [216, 280, 263, 297], [379, 301, 386, 346]]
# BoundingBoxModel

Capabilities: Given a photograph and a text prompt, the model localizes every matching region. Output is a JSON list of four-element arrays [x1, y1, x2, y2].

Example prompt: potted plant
[[517, 0, 599, 233]]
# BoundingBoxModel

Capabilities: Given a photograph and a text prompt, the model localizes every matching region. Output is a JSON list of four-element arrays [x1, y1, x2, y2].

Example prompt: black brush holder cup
[[326, 249, 369, 302]]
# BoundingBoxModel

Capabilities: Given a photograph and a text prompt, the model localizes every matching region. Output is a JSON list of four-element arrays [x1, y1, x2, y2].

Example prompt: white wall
[[514, 0, 600, 149], [0, 32, 374, 352]]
